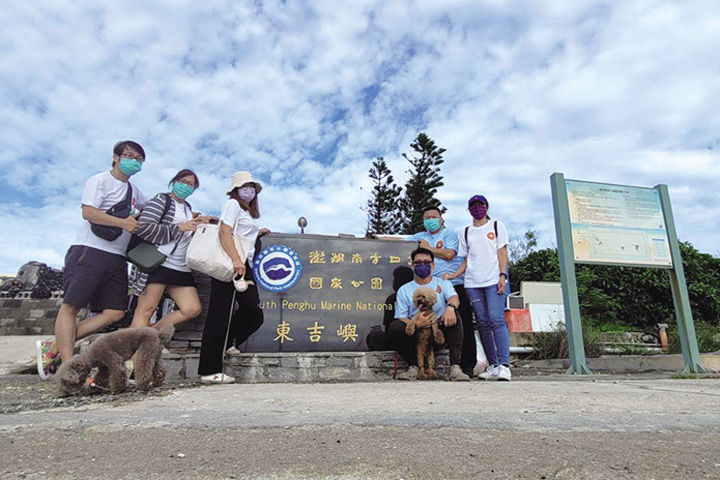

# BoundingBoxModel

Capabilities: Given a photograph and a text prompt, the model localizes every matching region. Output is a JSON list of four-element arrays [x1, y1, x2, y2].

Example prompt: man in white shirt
[[445, 195, 511, 381], [36, 140, 148, 380]]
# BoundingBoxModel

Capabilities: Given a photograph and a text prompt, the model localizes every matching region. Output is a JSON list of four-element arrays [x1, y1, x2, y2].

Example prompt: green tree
[[365, 157, 402, 235], [509, 242, 720, 330], [398, 133, 446, 234], [508, 227, 539, 263]]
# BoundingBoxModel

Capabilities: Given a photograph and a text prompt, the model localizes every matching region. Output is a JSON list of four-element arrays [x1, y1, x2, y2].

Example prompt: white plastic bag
[[473, 329, 488, 375], [186, 223, 253, 282]]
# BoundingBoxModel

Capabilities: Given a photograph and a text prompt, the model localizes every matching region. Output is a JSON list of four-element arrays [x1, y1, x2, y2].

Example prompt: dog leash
[[220, 273, 256, 379]]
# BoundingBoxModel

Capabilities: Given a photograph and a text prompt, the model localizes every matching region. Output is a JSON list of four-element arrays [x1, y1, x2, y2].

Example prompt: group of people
[[385, 196, 511, 382], [36, 140, 267, 384], [35, 138, 510, 387]]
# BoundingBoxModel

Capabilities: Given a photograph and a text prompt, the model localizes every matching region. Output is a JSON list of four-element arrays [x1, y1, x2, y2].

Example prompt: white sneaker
[[396, 366, 418, 380], [200, 373, 236, 384], [496, 365, 512, 381], [477, 365, 499, 381], [225, 346, 241, 355]]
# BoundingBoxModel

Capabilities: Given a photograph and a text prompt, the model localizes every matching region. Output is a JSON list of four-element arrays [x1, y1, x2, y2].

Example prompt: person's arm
[[135, 195, 197, 244], [418, 239, 456, 260], [82, 205, 139, 233], [497, 245, 508, 294], [442, 258, 467, 281], [441, 294, 459, 327], [219, 223, 245, 276]]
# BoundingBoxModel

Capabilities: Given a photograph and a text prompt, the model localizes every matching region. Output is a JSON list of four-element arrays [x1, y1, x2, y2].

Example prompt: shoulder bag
[[90, 183, 133, 241], [186, 214, 254, 282]]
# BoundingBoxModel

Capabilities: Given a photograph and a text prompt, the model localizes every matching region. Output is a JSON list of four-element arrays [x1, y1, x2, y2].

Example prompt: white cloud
[[0, 0, 719, 274]]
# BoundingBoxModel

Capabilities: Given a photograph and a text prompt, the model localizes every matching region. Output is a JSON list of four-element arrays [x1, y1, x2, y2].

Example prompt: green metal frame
[[550, 173, 705, 374]]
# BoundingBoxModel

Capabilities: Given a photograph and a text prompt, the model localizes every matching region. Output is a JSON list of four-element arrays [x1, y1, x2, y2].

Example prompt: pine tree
[[366, 157, 403, 235], [398, 133, 446, 234]]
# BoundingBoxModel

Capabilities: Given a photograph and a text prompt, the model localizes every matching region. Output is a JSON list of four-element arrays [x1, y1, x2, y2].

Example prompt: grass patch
[[667, 322, 720, 354], [671, 372, 698, 380], [527, 322, 604, 360]]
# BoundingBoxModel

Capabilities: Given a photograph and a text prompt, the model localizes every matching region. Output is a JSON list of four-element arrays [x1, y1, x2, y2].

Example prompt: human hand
[[120, 214, 140, 233], [179, 219, 199, 232], [442, 307, 457, 327], [259, 227, 271, 236], [415, 311, 434, 328], [497, 276, 506, 294], [232, 258, 245, 276], [442, 272, 453, 281], [419, 239, 432, 249]]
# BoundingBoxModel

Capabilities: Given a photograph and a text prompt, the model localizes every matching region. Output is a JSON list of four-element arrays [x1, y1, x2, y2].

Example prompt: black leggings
[[198, 264, 264, 375]]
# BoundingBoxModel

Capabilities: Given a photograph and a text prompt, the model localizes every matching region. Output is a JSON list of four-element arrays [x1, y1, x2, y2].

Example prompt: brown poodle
[[56, 325, 174, 396], [404, 287, 445, 380]]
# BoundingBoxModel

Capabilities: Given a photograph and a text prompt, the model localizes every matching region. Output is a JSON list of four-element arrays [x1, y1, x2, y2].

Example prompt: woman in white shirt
[[130, 169, 209, 329], [198, 171, 270, 384]]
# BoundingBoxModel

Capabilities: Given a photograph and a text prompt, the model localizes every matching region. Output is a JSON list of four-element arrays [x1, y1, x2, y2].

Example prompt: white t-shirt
[[158, 199, 193, 272], [457, 220, 508, 288], [219, 199, 259, 262], [73, 171, 147, 256]]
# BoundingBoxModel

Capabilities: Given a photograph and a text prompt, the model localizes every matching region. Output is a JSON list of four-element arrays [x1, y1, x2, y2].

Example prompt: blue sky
[[1, 0, 719, 274]]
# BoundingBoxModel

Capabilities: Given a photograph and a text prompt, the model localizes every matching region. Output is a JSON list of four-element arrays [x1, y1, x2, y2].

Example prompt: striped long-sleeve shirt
[[129, 193, 190, 294]]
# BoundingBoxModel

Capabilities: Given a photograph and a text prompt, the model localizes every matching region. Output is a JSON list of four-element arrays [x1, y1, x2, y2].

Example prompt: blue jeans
[[466, 285, 510, 366]]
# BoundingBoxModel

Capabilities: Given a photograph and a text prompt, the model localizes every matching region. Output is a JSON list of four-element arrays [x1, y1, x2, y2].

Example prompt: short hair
[[169, 169, 200, 189], [411, 247, 434, 262], [113, 140, 145, 159], [422, 206, 442, 216]]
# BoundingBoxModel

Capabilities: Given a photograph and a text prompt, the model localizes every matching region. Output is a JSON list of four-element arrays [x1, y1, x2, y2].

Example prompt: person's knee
[[106, 309, 126, 323], [182, 303, 203, 320]]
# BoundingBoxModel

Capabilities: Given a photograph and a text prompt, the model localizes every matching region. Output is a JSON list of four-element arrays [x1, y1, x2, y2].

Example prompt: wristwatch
[[447, 303, 459, 310], [499, 272, 507, 278]]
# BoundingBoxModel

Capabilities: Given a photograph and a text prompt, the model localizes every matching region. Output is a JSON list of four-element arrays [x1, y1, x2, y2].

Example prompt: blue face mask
[[118, 157, 142, 176], [413, 264, 432, 279], [423, 218, 441, 232], [173, 182, 194, 199]]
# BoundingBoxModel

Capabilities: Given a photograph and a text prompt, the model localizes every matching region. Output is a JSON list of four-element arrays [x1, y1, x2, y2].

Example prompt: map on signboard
[[566, 180, 672, 267]]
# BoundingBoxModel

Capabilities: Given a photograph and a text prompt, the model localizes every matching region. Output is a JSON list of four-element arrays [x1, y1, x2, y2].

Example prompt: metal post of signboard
[[655, 184, 705, 373], [550, 173, 592, 374]]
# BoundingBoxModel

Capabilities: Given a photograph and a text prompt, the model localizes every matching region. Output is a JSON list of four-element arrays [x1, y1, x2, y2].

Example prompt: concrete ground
[[2, 335, 720, 479], [2, 374, 720, 479]]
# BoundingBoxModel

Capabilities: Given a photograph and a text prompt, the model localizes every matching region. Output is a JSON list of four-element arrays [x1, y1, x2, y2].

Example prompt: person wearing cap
[[444, 195, 511, 381], [197, 172, 270, 384], [36, 140, 148, 380], [406, 206, 475, 379]]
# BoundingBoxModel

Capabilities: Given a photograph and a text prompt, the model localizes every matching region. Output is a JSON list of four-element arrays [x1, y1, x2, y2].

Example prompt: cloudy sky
[[1, 0, 719, 274]]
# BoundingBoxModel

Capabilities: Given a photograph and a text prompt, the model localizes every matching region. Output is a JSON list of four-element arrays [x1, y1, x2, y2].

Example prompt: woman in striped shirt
[[129, 169, 211, 329]]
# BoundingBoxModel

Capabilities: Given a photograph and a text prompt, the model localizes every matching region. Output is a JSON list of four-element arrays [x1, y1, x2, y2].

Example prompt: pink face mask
[[469, 204, 487, 219]]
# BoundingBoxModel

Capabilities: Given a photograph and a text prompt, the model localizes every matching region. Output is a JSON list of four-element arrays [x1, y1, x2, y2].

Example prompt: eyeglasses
[[120, 152, 145, 162], [176, 178, 196, 187], [412, 261, 433, 266]]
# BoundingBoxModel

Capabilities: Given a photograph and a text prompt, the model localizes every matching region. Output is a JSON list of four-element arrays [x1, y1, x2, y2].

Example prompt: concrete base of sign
[[162, 350, 451, 383], [161, 351, 720, 382]]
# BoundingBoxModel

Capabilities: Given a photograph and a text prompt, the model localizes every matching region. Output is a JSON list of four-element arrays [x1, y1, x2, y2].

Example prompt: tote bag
[[186, 221, 254, 282]]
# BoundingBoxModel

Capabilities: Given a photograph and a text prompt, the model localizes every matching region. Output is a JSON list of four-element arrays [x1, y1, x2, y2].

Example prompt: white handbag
[[186, 220, 254, 282]]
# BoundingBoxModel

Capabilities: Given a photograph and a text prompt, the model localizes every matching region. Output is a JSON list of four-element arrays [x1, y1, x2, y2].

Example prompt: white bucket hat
[[226, 171, 263, 196]]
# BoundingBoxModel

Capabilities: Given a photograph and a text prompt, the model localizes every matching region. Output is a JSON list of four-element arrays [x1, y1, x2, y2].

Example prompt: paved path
[[2, 377, 720, 479]]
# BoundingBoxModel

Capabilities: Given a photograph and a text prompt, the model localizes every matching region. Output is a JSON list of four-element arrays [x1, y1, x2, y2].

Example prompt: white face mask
[[238, 186, 256, 202]]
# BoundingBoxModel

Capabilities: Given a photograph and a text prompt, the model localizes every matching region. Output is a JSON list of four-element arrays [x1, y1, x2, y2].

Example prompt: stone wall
[[0, 298, 87, 336]]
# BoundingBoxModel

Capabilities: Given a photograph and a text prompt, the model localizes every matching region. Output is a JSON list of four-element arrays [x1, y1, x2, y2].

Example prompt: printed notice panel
[[566, 180, 672, 267]]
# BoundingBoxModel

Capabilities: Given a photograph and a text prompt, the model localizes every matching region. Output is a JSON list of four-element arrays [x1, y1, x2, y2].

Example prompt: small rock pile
[[0, 261, 64, 299]]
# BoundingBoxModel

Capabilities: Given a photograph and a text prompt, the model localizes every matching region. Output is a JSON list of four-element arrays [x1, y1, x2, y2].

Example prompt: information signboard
[[242, 233, 415, 353], [566, 180, 672, 267]]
